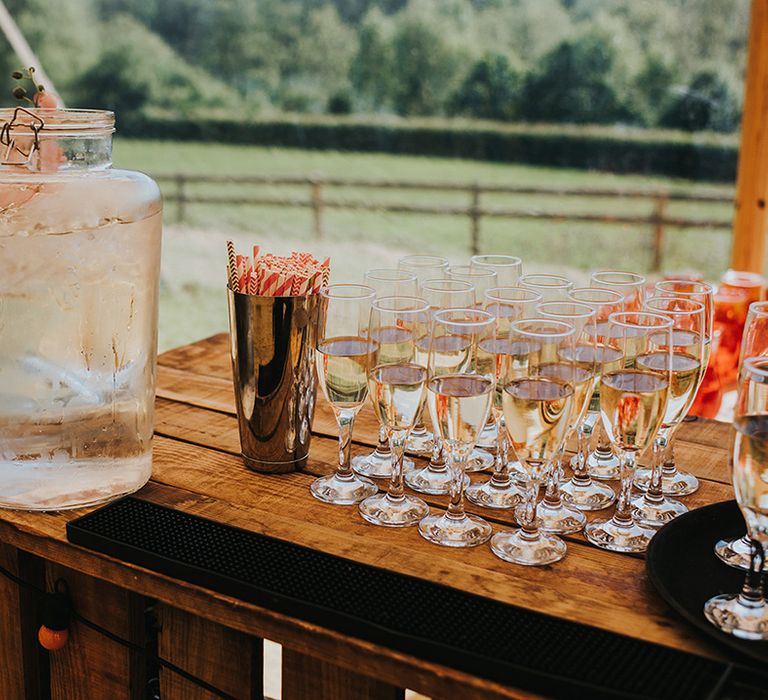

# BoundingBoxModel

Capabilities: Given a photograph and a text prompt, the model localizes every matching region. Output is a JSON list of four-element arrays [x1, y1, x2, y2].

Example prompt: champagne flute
[[352, 269, 419, 480], [635, 280, 715, 496], [418, 309, 495, 547], [532, 303, 596, 532], [406, 279, 475, 494], [465, 287, 541, 509], [398, 256, 450, 454], [446, 266, 497, 471], [591, 271, 646, 311], [520, 273, 573, 302], [716, 301, 768, 570], [631, 297, 706, 526], [470, 254, 523, 286], [584, 312, 672, 553], [490, 319, 577, 565], [704, 357, 768, 640], [359, 296, 430, 527], [311, 285, 379, 504], [564, 287, 624, 496]]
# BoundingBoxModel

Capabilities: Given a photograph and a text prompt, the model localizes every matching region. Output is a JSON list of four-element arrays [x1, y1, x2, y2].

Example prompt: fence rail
[[153, 173, 734, 271]]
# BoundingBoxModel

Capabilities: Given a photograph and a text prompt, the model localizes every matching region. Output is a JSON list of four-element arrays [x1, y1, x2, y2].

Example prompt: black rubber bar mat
[[647, 499, 768, 666], [67, 497, 768, 700]]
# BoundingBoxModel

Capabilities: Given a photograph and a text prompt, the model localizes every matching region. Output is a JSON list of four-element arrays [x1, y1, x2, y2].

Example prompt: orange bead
[[38, 625, 68, 651]]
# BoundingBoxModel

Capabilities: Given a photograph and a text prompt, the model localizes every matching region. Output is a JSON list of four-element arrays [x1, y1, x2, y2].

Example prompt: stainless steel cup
[[227, 289, 317, 472]]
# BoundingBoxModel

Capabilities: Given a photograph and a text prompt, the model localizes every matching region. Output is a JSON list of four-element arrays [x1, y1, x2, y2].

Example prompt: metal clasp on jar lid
[[0, 107, 44, 165]]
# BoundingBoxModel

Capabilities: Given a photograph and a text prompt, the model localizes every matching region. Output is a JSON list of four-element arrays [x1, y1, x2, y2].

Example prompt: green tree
[[520, 32, 635, 124], [629, 54, 676, 127], [450, 52, 521, 120], [350, 8, 395, 111], [391, 15, 462, 116], [659, 70, 740, 132]]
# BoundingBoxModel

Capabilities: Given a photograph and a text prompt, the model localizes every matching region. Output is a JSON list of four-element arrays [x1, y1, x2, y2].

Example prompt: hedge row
[[120, 115, 738, 183]]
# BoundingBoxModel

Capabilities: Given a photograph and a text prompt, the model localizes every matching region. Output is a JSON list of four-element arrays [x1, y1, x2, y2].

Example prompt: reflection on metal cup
[[227, 288, 317, 472]]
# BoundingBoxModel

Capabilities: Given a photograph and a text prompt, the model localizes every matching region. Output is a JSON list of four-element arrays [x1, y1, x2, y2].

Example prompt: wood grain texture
[[732, 0, 768, 271], [0, 543, 26, 699], [46, 563, 141, 700], [282, 649, 404, 700], [158, 605, 262, 699], [17, 551, 50, 700]]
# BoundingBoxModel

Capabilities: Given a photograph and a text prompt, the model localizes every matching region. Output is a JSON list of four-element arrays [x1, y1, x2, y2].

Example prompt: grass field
[[111, 139, 736, 350]]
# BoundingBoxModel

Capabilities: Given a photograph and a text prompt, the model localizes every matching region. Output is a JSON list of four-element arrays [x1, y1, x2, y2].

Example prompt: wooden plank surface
[[0, 544, 26, 699], [46, 563, 139, 700], [158, 605, 263, 699], [0, 333, 742, 700]]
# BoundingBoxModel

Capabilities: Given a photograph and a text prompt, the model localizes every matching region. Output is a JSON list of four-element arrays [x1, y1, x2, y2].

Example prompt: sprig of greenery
[[11, 67, 46, 106]]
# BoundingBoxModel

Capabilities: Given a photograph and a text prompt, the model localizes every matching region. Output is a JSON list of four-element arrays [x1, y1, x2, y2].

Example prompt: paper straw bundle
[[226, 241, 330, 296]]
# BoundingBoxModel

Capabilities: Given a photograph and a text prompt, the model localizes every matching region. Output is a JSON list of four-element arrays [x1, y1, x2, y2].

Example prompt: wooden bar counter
[[0, 334, 744, 699]]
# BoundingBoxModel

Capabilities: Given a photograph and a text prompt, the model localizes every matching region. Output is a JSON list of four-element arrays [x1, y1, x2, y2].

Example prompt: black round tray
[[646, 499, 768, 666]]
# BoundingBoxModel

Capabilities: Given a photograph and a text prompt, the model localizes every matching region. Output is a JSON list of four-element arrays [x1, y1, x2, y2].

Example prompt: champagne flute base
[[418, 511, 492, 547], [475, 421, 498, 449], [704, 593, 768, 641], [352, 450, 414, 480], [715, 535, 768, 571], [466, 448, 494, 473], [310, 473, 378, 505], [630, 493, 687, 527], [584, 517, 656, 553], [633, 467, 699, 496], [490, 529, 566, 566], [405, 466, 469, 495], [582, 451, 620, 481], [359, 492, 429, 527], [533, 501, 586, 535], [561, 479, 616, 511], [465, 479, 522, 509], [406, 429, 434, 456]]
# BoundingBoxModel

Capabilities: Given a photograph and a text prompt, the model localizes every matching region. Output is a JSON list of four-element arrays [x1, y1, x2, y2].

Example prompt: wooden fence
[[154, 173, 734, 271]]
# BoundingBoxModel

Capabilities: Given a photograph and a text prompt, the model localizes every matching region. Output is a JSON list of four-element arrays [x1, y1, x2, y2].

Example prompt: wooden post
[[311, 177, 324, 239], [651, 193, 668, 272], [469, 182, 481, 255], [731, 0, 768, 272], [176, 173, 187, 224]]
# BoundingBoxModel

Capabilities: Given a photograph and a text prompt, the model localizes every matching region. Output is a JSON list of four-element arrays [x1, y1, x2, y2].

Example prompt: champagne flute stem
[[645, 435, 666, 505], [542, 446, 564, 508], [614, 450, 636, 526], [387, 429, 407, 501], [429, 438, 446, 470], [520, 478, 540, 538], [336, 409, 356, 480], [445, 442, 468, 519], [572, 422, 592, 484], [490, 411, 510, 487], [742, 539, 766, 601], [376, 425, 390, 456], [661, 436, 677, 476]]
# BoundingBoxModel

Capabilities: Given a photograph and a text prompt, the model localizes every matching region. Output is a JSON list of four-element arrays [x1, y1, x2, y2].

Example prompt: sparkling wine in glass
[[519, 273, 573, 302], [351, 269, 419, 480], [704, 357, 768, 640], [490, 319, 577, 566], [470, 254, 523, 287], [591, 270, 646, 311], [358, 297, 430, 527], [630, 297, 706, 527], [563, 287, 624, 499], [397, 256, 450, 455], [716, 301, 768, 571], [418, 309, 495, 547], [466, 287, 542, 509], [310, 285, 379, 505], [533, 302, 599, 532], [406, 280, 476, 495], [584, 312, 672, 553], [634, 280, 715, 497]]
